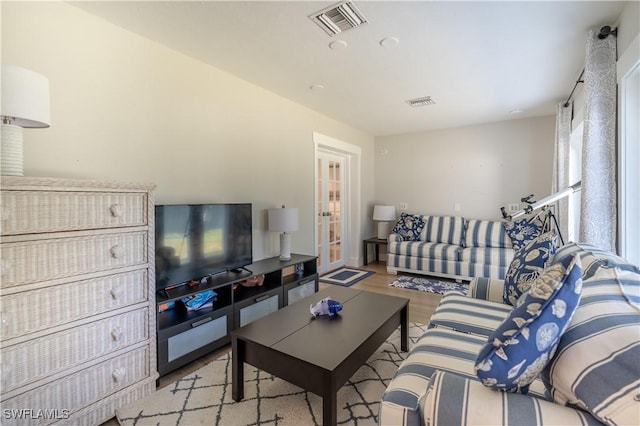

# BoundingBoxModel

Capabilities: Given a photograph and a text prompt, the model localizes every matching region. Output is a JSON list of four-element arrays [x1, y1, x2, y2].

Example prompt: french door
[[316, 151, 345, 273]]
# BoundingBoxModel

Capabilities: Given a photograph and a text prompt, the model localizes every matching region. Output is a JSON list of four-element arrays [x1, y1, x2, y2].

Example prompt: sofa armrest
[[388, 233, 403, 243], [468, 276, 506, 304], [421, 370, 599, 426]]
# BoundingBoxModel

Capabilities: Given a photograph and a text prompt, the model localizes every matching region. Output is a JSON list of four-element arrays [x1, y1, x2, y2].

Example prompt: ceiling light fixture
[[309, 1, 368, 37], [380, 37, 399, 48], [406, 96, 436, 108], [329, 40, 348, 50]]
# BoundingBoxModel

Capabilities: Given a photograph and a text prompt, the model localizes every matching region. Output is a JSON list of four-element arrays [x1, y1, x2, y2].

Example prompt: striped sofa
[[379, 242, 640, 426], [386, 216, 515, 281]]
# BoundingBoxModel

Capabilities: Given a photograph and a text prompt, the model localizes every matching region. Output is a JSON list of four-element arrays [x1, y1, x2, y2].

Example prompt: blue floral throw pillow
[[503, 231, 558, 306], [503, 218, 542, 251], [475, 254, 582, 394], [391, 213, 425, 241]]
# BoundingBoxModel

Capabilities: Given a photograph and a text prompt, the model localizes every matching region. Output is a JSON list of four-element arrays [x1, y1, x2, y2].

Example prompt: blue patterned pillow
[[475, 254, 582, 394], [503, 218, 542, 250], [391, 213, 425, 241], [503, 231, 558, 305]]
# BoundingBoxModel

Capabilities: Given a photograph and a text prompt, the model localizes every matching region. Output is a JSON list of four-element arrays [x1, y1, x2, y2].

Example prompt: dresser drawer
[[1, 270, 147, 341], [0, 231, 147, 288], [0, 191, 147, 236], [1, 308, 149, 394], [1, 346, 150, 426]]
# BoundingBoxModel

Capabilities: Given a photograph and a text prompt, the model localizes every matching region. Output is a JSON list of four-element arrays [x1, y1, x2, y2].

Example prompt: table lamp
[[268, 205, 299, 261], [373, 205, 396, 239], [1, 65, 51, 176]]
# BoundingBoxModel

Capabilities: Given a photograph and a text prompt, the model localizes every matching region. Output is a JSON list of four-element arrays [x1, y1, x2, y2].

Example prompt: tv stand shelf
[[156, 253, 318, 377]]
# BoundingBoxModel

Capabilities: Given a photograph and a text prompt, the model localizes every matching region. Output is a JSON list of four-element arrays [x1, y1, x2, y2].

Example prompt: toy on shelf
[[181, 290, 217, 311], [310, 297, 343, 317]]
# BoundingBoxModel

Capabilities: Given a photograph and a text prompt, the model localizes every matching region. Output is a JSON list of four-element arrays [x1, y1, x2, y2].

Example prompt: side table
[[363, 237, 389, 265]]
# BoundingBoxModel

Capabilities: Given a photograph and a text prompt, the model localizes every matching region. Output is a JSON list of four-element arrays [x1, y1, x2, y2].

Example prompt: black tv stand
[[155, 254, 318, 377]]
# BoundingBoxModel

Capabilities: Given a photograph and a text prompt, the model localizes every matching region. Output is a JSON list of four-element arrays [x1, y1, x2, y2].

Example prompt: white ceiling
[[70, 1, 626, 136]]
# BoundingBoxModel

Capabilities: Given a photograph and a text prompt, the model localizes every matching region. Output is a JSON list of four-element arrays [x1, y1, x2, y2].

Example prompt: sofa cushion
[[420, 215, 465, 245], [542, 248, 640, 426], [388, 240, 461, 262], [503, 217, 543, 251], [421, 370, 600, 426], [475, 254, 582, 394], [392, 212, 426, 241], [503, 231, 558, 306], [428, 291, 511, 337], [380, 328, 488, 426], [464, 219, 513, 248], [461, 247, 514, 270]]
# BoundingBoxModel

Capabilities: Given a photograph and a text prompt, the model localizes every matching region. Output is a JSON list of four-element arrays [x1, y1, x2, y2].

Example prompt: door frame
[[313, 132, 362, 268]]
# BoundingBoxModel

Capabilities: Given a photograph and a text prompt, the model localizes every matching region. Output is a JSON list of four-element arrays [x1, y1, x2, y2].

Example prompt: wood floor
[[101, 261, 442, 425]]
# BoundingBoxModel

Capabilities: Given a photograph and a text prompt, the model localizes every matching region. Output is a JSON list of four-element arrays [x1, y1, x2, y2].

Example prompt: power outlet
[[400, 202, 408, 210], [508, 203, 520, 213]]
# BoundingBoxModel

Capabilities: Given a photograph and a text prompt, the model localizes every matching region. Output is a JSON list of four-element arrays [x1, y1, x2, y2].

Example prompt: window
[[618, 36, 640, 265]]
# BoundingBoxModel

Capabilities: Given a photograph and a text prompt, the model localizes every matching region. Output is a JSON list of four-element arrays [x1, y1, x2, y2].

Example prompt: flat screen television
[[154, 203, 252, 290]]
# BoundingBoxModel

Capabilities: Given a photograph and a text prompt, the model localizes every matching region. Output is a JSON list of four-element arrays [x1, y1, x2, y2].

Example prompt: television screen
[[155, 203, 252, 289]]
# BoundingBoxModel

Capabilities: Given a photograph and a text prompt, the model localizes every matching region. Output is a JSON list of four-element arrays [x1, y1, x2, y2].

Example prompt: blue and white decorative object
[[503, 218, 543, 251], [475, 254, 582, 394], [310, 297, 343, 317], [503, 231, 558, 305], [181, 290, 217, 311], [391, 213, 425, 241]]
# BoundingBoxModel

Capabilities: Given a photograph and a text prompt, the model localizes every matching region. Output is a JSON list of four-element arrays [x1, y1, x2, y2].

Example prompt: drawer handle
[[110, 286, 122, 299], [110, 245, 122, 259], [255, 294, 271, 303], [112, 367, 126, 383], [111, 327, 123, 342], [109, 204, 123, 218], [192, 317, 212, 328]]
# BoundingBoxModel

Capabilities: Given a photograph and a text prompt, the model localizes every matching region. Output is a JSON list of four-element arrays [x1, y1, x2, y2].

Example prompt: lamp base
[[377, 221, 390, 239], [1, 124, 24, 176], [279, 232, 292, 261]]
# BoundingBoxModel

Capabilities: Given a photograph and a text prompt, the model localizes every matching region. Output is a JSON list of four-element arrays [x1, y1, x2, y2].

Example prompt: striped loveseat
[[379, 242, 640, 426], [387, 216, 515, 281]]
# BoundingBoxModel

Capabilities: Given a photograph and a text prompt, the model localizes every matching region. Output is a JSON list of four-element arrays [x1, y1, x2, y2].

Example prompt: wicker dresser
[[0, 176, 158, 425]]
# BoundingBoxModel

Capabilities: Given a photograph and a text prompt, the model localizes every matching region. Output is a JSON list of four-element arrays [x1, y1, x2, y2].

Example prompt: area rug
[[319, 267, 375, 287], [389, 275, 469, 295], [117, 323, 425, 426]]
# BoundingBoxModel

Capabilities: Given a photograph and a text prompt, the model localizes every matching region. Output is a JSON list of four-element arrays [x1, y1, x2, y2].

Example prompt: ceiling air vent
[[406, 96, 436, 108], [309, 1, 368, 36]]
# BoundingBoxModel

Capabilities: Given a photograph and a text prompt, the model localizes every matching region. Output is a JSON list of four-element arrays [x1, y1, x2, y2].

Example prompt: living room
[[1, 1, 638, 425]]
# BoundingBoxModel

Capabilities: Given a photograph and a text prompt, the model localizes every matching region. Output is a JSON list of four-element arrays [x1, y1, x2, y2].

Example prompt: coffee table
[[231, 286, 409, 426]]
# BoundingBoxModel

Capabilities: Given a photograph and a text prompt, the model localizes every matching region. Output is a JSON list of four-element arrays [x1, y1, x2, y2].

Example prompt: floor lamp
[[268, 206, 299, 261], [1, 65, 51, 176]]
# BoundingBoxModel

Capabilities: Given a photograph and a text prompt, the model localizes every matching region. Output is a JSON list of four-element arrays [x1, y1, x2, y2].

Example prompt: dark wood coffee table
[[231, 286, 409, 426]]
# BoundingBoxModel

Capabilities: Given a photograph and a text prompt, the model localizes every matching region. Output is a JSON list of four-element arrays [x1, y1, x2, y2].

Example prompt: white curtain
[[551, 101, 573, 243], [579, 29, 617, 252]]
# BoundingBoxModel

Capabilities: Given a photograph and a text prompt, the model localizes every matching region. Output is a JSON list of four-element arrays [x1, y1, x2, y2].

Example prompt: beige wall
[[374, 116, 556, 223], [617, 1, 639, 56], [1, 1, 375, 261]]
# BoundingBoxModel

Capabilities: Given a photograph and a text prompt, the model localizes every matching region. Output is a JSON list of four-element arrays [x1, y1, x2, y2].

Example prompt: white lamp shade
[[1, 65, 51, 128], [373, 205, 396, 221], [268, 207, 299, 232]]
